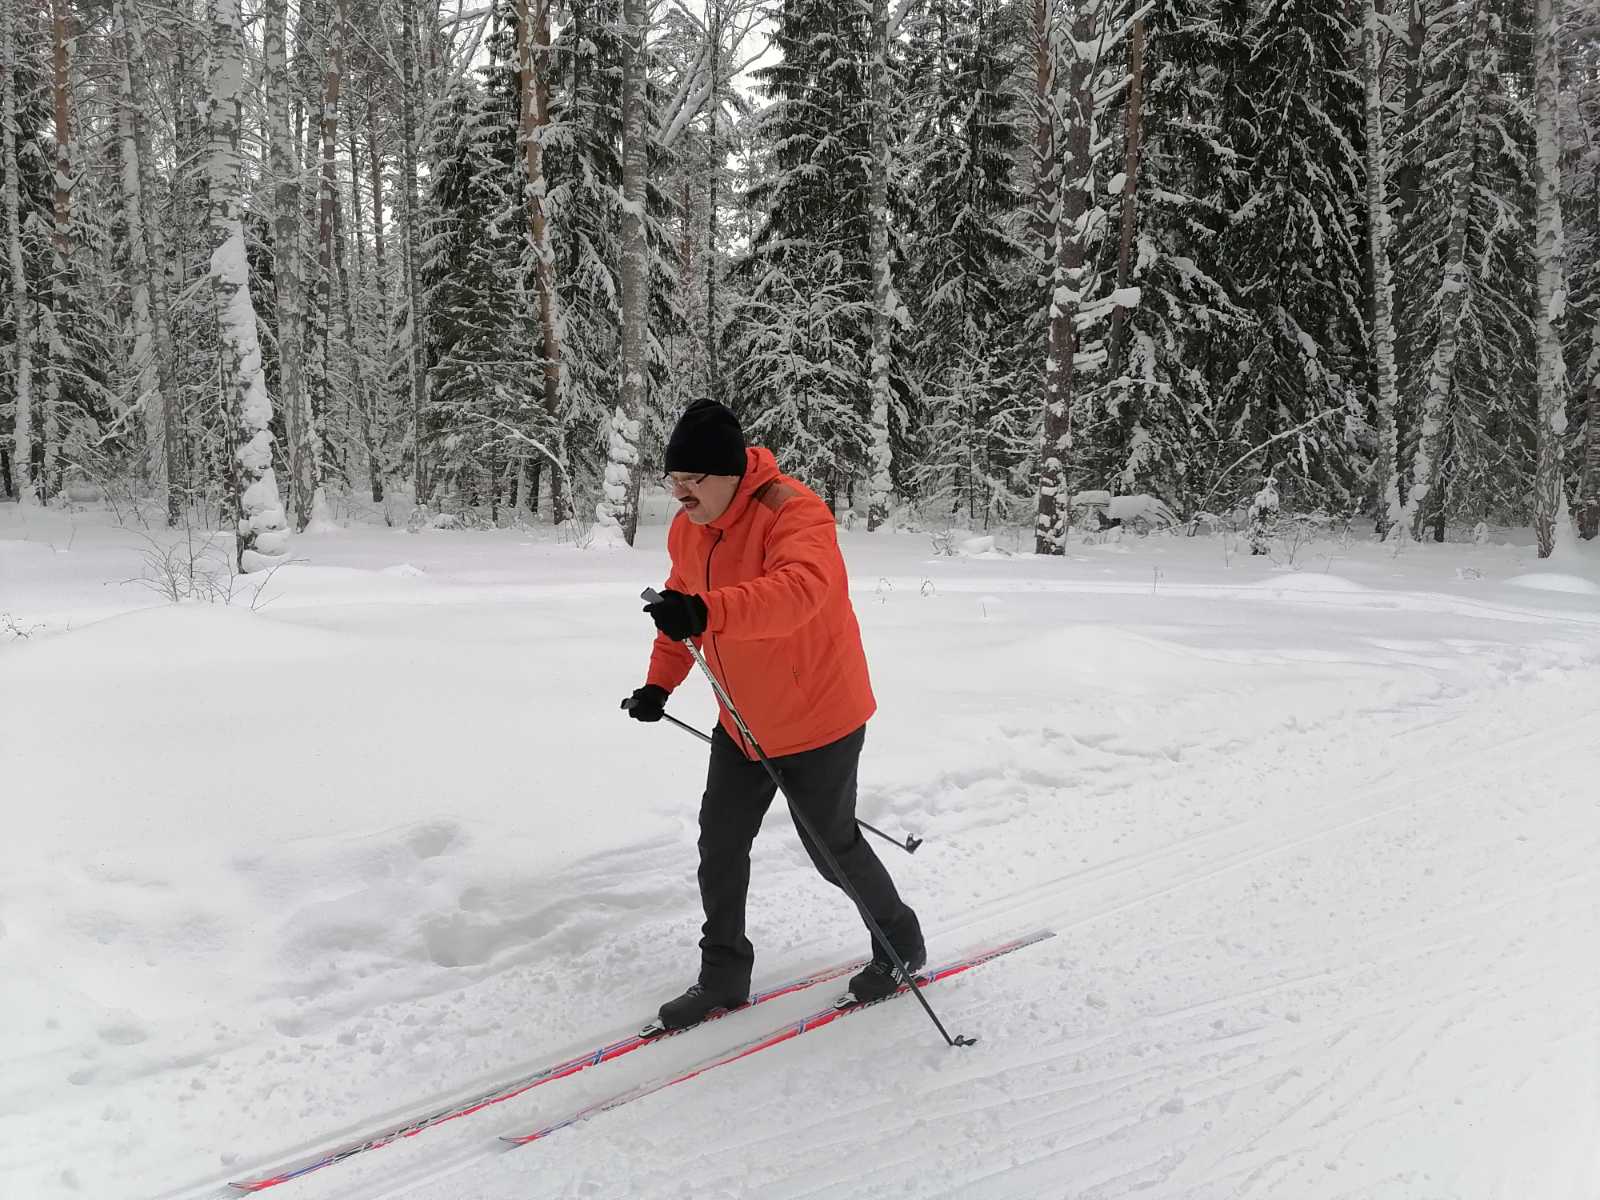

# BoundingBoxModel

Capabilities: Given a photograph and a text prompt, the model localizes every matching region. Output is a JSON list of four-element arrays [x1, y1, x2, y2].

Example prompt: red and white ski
[[501, 929, 1056, 1147], [227, 956, 865, 1192]]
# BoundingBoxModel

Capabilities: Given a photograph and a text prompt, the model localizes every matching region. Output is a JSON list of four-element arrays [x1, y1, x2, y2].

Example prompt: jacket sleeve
[[644, 519, 696, 691], [701, 498, 839, 640]]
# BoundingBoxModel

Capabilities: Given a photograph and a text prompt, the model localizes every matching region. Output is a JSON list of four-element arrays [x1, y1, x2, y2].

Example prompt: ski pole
[[641, 589, 972, 1049], [626, 699, 923, 855]]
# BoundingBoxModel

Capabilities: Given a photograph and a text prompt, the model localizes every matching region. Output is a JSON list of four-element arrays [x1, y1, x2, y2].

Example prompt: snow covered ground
[[2, 499, 1598, 1200]]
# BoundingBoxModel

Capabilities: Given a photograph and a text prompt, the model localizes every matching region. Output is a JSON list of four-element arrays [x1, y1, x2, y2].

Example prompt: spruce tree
[[421, 72, 528, 512], [729, 0, 875, 508], [1094, 0, 1243, 514], [1212, 0, 1369, 514], [902, 0, 1030, 525]]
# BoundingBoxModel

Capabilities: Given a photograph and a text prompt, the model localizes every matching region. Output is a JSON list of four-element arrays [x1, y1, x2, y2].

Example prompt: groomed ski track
[[155, 658, 1598, 1200]]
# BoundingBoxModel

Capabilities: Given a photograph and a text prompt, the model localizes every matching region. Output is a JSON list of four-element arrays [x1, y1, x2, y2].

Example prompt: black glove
[[643, 589, 708, 641], [622, 684, 669, 722]]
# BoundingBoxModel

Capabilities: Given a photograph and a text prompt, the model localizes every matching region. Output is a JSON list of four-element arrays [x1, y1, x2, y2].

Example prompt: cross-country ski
[[502, 931, 1055, 1147], [226, 955, 865, 1192]]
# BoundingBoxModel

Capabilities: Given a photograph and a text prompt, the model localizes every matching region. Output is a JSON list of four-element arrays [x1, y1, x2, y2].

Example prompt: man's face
[[666, 472, 742, 524]]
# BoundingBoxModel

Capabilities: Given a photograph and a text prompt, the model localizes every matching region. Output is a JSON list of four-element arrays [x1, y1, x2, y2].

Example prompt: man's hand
[[621, 684, 669, 722], [643, 589, 708, 641]]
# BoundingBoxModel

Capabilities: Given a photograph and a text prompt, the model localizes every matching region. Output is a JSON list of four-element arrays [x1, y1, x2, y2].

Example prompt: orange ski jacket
[[645, 446, 876, 759]]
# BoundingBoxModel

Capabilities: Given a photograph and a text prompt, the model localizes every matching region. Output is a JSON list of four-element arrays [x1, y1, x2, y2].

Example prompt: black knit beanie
[[664, 398, 746, 477]]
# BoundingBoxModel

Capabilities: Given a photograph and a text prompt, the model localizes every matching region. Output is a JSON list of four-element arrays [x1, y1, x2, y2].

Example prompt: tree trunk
[[1402, 0, 1489, 539], [1031, 0, 1058, 251], [705, 1, 721, 403], [866, 0, 893, 531], [516, 0, 568, 523], [1363, 0, 1404, 537], [307, 0, 346, 518], [169, 8, 204, 503], [2, 0, 36, 505], [1035, 0, 1096, 555], [115, 0, 182, 525], [207, 0, 289, 570], [399, 0, 429, 506], [43, 0, 73, 499], [603, 0, 648, 544], [267, 0, 310, 528], [1531, 0, 1567, 558], [1580, 325, 1599, 538], [367, 117, 398, 500], [1107, 16, 1145, 377], [348, 123, 383, 503]]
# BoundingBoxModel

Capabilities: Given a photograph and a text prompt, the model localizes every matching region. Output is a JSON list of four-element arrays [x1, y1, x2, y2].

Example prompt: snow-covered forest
[[4, 0, 1600, 557]]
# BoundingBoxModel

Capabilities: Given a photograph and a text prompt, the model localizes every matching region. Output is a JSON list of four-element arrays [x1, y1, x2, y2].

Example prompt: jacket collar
[[709, 447, 780, 532]]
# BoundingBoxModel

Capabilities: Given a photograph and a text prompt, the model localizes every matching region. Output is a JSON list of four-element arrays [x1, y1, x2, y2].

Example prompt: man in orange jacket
[[624, 398, 924, 1031]]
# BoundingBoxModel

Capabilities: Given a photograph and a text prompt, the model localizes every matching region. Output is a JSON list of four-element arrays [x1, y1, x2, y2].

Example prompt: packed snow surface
[[2, 503, 1597, 1200]]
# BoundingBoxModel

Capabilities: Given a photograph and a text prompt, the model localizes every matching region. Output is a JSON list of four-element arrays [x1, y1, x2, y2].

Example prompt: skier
[[623, 398, 925, 1031]]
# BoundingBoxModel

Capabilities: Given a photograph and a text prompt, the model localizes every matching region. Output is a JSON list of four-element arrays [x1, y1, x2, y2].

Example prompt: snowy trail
[[4, 513, 1598, 1200], [257, 632, 1597, 1200]]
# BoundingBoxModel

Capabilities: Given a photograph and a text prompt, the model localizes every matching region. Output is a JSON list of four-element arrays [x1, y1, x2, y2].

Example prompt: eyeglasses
[[661, 472, 709, 492]]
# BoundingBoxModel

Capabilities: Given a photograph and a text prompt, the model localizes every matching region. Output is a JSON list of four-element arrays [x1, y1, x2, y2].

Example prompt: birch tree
[[1531, 0, 1569, 557], [1363, 0, 1403, 537], [516, 0, 568, 522], [206, 0, 289, 569], [366, 114, 395, 496], [399, 0, 430, 505], [343, 119, 382, 503], [114, 0, 182, 524], [3, 0, 35, 505], [599, 0, 649, 544], [1582, 327, 1599, 538], [266, 0, 312, 529], [866, 0, 894, 531], [704, 2, 723, 402], [41, 0, 73, 498], [307, 0, 347, 522], [1034, 0, 1100, 555], [1397, 0, 1492, 537]]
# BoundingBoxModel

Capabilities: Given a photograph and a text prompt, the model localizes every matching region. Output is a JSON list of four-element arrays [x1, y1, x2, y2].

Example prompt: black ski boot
[[645, 983, 748, 1036], [842, 946, 928, 1007]]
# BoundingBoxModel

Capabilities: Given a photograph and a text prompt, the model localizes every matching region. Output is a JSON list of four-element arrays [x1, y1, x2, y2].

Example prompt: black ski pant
[[696, 723, 922, 998]]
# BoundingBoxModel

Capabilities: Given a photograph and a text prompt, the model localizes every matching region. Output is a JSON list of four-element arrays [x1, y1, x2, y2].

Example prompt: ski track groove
[[580, 722, 1593, 1200], [944, 702, 1595, 958]]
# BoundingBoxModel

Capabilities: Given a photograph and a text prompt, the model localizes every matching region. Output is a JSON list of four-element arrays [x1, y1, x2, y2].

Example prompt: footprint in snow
[[407, 820, 464, 860], [97, 1018, 148, 1046]]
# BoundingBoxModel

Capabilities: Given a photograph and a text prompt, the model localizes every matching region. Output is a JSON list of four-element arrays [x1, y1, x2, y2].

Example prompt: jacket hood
[[709, 447, 780, 531]]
